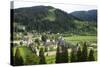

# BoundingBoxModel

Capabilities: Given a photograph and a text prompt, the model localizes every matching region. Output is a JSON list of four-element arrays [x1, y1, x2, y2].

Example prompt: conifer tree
[[39, 48, 46, 64], [88, 49, 95, 61], [55, 45, 62, 63], [82, 42, 88, 61], [61, 45, 69, 63], [70, 49, 77, 62], [77, 46, 82, 62], [14, 48, 24, 66]]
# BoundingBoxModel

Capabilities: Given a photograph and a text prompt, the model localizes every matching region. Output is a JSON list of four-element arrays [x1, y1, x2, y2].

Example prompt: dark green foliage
[[20, 41, 23, 46], [55, 45, 62, 63], [56, 45, 69, 63], [35, 38, 40, 45], [13, 6, 97, 34], [39, 48, 46, 64], [70, 10, 97, 22], [70, 49, 77, 62], [61, 45, 69, 63], [81, 42, 88, 61], [41, 34, 48, 42], [14, 48, 24, 66], [77, 46, 82, 62], [88, 49, 95, 61]]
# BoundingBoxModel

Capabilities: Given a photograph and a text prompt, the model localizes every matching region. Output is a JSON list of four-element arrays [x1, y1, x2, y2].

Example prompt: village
[[12, 32, 80, 56], [12, 32, 97, 65]]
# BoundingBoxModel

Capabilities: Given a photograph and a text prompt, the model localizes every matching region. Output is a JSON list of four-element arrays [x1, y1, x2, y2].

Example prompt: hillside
[[13, 6, 97, 34], [70, 10, 97, 22]]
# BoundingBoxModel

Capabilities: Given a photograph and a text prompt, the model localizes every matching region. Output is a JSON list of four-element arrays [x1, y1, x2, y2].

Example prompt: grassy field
[[63, 35, 97, 44], [13, 46, 32, 57], [45, 55, 56, 64], [13, 46, 40, 64]]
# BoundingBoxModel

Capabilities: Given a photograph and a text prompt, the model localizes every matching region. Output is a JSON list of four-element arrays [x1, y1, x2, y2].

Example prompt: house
[[45, 39, 56, 45], [57, 37, 66, 46]]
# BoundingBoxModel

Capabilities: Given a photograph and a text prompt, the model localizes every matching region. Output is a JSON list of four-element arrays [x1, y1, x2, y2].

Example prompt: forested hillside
[[13, 6, 97, 34], [70, 10, 97, 22]]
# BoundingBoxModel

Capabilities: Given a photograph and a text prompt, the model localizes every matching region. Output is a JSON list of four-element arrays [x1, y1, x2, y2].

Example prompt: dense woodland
[[13, 6, 97, 35]]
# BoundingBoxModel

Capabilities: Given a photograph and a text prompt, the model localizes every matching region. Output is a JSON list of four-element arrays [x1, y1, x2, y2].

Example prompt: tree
[[41, 34, 47, 42], [35, 38, 40, 45], [77, 46, 82, 62], [56, 45, 69, 63], [60, 45, 69, 63], [70, 49, 77, 62], [88, 49, 95, 61], [20, 41, 23, 46], [81, 42, 88, 61], [14, 48, 24, 66], [55, 45, 62, 63], [39, 48, 46, 64]]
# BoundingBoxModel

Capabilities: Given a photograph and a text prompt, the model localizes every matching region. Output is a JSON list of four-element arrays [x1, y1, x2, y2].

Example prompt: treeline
[[56, 42, 95, 63], [13, 42, 95, 66]]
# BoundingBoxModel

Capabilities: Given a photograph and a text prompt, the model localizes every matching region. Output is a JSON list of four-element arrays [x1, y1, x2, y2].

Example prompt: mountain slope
[[70, 10, 97, 22], [13, 6, 97, 34]]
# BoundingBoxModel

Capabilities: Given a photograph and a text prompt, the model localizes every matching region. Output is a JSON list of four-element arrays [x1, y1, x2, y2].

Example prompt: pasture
[[63, 35, 97, 44]]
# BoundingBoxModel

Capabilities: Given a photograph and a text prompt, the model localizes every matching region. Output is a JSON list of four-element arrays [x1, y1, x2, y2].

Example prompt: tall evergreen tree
[[77, 46, 82, 62], [88, 49, 95, 61], [61, 45, 69, 63], [70, 49, 77, 62], [82, 42, 88, 61], [14, 48, 24, 66], [56, 45, 61, 63], [39, 48, 46, 64]]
